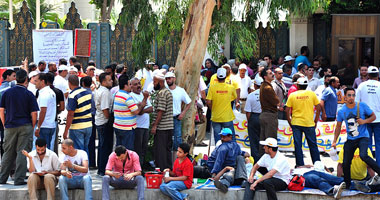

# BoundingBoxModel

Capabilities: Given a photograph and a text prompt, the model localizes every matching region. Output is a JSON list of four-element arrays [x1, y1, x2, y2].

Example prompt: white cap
[[87, 66, 96, 70], [238, 63, 247, 70], [69, 66, 78, 72], [259, 137, 278, 147], [313, 161, 325, 172], [28, 71, 39, 79], [222, 64, 231, 69], [297, 77, 309, 85], [284, 55, 295, 62], [368, 66, 379, 74], [329, 148, 339, 161], [258, 61, 268, 67], [217, 68, 227, 79], [165, 71, 175, 78], [254, 76, 263, 86], [153, 69, 165, 80], [95, 69, 104, 76], [58, 65, 68, 71]]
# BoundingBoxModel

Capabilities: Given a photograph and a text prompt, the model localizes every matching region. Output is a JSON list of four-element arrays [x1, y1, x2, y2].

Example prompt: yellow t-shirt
[[206, 82, 237, 122], [286, 90, 319, 127], [338, 148, 373, 180], [210, 74, 240, 89]]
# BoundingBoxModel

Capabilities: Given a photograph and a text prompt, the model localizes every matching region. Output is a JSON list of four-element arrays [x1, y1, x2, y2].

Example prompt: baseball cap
[[165, 71, 175, 78], [222, 64, 231, 69], [219, 128, 233, 136], [58, 65, 68, 71], [368, 66, 379, 74], [217, 68, 227, 79], [254, 76, 263, 86], [69, 66, 78, 72], [87, 66, 96, 71], [28, 71, 39, 79], [153, 69, 165, 80], [329, 148, 339, 161], [238, 63, 247, 70], [259, 137, 278, 147], [297, 77, 309, 85], [284, 55, 295, 62], [258, 61, 268, 67]]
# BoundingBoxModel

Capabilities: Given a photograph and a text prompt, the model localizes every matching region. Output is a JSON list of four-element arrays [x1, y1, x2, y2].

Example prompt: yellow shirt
[[206, 82, 237, 122], [286, 90, 319, 127], [338, 148, 373, 180], [210, 74, 240, 89]]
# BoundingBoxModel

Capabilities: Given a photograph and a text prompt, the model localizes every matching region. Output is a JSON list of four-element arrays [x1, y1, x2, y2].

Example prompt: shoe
[[14, 181, 27, 186], [333, 182, 346, 199], [214, 180, 228, 193], [368, 174, 380, 186], [195, 142, 208, 147], [89, 166, 98, 170], [354, 181, 371, 193]]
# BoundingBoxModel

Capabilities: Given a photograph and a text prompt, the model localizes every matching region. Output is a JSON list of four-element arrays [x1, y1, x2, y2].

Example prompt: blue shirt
[[337, 102, 373, 140], [294, 55, 311, 71], [0, 81, 15, 101], [0, 85, 39, 128], [321, 86, 338, 118], [207, 140, 245, 174]]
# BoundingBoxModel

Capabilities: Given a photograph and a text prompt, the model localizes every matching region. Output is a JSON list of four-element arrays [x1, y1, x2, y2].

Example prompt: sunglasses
[[346, 94, 355, 97]]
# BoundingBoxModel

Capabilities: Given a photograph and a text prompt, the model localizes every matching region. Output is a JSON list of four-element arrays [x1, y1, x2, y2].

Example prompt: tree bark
[[100, 0, 107, 22], [175, 0, 215, 151]]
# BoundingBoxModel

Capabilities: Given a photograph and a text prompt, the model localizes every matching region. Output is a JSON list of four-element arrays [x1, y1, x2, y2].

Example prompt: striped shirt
[[67, 87, 92, 130], [113, 90, 138, 130], [152, 88, 173, 130]]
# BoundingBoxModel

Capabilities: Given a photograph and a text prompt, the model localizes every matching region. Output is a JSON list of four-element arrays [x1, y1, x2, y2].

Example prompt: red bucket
[[145, 172, 164, 189]]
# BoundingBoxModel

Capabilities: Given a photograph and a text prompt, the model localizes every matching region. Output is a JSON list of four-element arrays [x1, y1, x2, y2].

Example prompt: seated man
[[206, 128, 249, 193], [23, 138, 60, 200], [59, 139, 92, 200], [243, 138, 291, 200], [337, 148, 375, 180], [102, 145, 144, 200]]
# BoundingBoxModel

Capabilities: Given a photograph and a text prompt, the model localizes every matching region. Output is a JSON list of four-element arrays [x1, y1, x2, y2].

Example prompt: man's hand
[[113, 172, 122, 179], [331, 142, 337, 149], [163, 168, 170, 173], [63, 130, 68, 139], [22, 150, 31, 159], [63, 160, 73, 169], [35, 128, 40, 137], [151, 125, 157, 135], [123, 173, 134, 181], [322, 113, 327, 122], [62, 171, 72, 178], [142, 91, 149, 98], [248, 177, 254, 184], [235, 102, 240, 110], [163, 177, 171, 183], [250, 180, 258, 190], [178, 113, 185, 121], [224, 166, 235, 171], [357, 118, 366, 125]]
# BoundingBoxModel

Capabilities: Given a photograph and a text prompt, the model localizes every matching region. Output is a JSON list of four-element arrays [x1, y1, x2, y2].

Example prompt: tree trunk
[[175, 0, 215, 151], [100, 0, 107, 22]]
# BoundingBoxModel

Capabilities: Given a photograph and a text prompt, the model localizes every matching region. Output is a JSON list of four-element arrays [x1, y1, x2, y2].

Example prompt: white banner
[[32, 29, 73, 64]]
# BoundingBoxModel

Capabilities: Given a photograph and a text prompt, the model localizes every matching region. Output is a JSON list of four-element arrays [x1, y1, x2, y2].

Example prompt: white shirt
[[306, 77, 321, 91], [130, 92, 152, 129], [53, 75, 69, 95], [95, 86, 112, 126], [38, 86, 57, 128], [136, 68, 153, 91], [28, 83, 37, 96], [59, 150, 89, 176], [27, 149, 61, 172], [244, 89, 261, 113], [169, 86, 192, 116], [257, 152, 292, 184], [315, 85, 327, 100], [356, 79, 380, 123], [239, 76, 252, 99]]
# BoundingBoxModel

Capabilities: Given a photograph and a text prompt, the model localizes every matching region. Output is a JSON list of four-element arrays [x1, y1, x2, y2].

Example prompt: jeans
[[97, 123, 114, 175], [243, 177, 287, 200], [58, 175, 93, 200], [114, 128, 135, 150], [304, 170, 344, 195], [102, 175, 144, 200], [69, 127, 92, 157], [219, 156, 247, 187], [367, 122, 380, 165], [343, 137, 380, 188], [160, 181, 188, 200], [39, 128, 56, 150], [211, 121, 235, 144], [173, 117, 182, 151], [134, 128, 149, 166], [248, 113, 261, 163], [292, 125, 321, 166]]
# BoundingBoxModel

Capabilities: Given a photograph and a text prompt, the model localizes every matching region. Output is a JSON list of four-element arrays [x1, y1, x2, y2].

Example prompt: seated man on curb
[[337, 147, 375, 181], [209, 128, 249, 193], [102, 145, 144, 200], [59, 139, 92, 200], [243, 138, 291, 200], [23, 138, 61, 200]]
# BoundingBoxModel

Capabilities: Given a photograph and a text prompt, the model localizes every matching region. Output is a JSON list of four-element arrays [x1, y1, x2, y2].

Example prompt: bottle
[[165, 171, 169, 177]]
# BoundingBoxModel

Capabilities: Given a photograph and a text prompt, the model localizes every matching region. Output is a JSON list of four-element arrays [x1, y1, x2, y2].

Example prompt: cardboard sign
[[74, 29, 91, 57]]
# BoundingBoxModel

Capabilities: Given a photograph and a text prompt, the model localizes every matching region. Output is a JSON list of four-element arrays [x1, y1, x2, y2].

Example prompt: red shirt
[[288, 85, 298, 97], [173, 157, 193, 189]]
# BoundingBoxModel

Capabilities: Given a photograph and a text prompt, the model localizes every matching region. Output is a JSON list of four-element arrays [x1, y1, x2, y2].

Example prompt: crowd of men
[[0, 45, 380, 200]]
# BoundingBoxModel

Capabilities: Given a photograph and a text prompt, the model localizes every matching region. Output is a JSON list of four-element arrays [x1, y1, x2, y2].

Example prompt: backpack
[[287, 174, 305, 191]]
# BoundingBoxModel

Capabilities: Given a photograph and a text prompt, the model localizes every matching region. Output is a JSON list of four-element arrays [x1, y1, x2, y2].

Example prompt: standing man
[[165, 72, 191, 156], [259, 67, 279, 152], [206, 68, 237, 143], [35, 73, 57, 149], [59, 139, 92, 200], [285, 77, 321, 167], [151, 71, 174, 171], [37, 60, 47, 73], [130, 78, 153, 167], [332, 88, 380, 190], [263, 55, 276, 71], [0, 69, 39, 185], [113, 75, 148, 150], [272, 68, 287, 119], [63, 75, 92, 156], [294, 46, 311, 72], [23, 138, 60, 200], [94, 73, 114, 176], [54, 65, 69, 99], [48, 62, 57, 74], [136, 61, 153, 91], [320, 76, 340, 122], [306, 67, 321, 91], [312, 59, 322, 78], [353, 65, 368, 89], [245, 76, 263, 163], [355, 66, 380, 165], [238, 64, 252, 113]]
